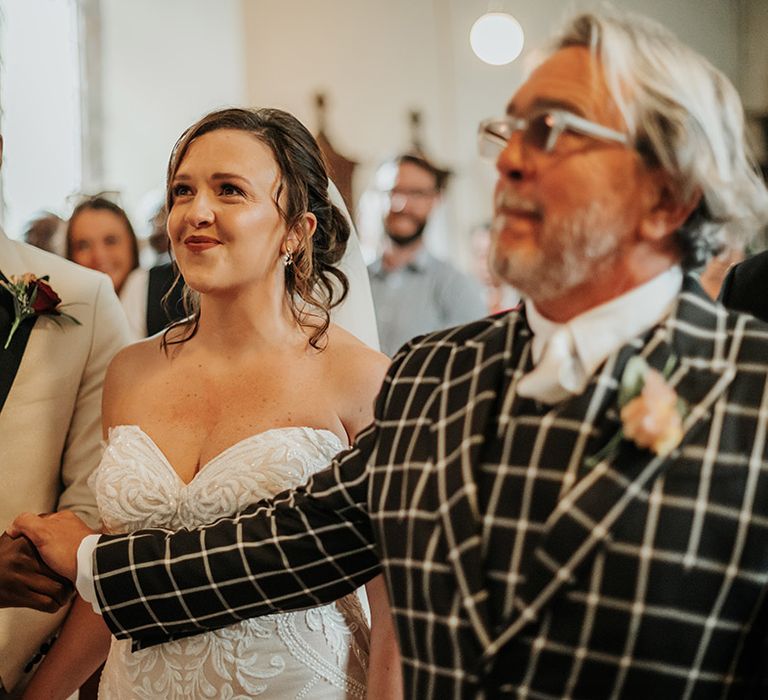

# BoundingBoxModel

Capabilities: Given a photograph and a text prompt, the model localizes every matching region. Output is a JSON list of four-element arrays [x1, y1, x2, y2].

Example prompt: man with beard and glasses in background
[[12, 7, 768, 697], [367, 153, 485, 355]]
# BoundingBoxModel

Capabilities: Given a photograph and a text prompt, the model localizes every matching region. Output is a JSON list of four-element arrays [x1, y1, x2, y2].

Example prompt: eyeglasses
[[477, 109, 628, 159], [383, 187, 438, 213], [384, 187, 438, 202]]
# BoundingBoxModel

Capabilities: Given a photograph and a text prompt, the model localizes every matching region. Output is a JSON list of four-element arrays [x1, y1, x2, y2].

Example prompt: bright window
[[0, 0, 82, 239]]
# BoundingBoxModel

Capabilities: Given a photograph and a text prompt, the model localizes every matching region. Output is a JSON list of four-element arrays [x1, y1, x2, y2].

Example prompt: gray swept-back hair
[[552, 8, 768, 269]]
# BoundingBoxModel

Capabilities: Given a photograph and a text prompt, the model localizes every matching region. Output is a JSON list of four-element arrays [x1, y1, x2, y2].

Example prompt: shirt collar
[[369, 256, 386, 278], [525, 265, 683, 378], [406, 245, 432, 272], [372, 244, 431, 277]]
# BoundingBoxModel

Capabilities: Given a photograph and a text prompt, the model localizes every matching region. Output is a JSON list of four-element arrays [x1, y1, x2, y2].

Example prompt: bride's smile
[[182, 234, 221, 252]]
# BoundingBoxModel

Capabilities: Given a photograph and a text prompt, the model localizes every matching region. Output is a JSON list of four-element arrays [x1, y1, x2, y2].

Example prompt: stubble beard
[[490, 201, 623, 303]]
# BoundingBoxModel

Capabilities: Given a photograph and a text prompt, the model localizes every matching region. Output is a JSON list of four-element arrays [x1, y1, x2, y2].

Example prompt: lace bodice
[[90, 425, 369, 699]]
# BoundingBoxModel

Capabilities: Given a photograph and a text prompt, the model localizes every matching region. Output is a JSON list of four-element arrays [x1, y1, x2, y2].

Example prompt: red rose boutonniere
[[0, 273, 81, 349]]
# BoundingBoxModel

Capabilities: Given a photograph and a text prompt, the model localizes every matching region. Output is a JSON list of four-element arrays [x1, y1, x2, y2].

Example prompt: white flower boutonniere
[[586, 355, 686, 468]]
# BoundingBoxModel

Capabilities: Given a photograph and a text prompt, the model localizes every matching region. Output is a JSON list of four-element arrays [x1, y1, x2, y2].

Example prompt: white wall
[[83, 1, 746, 259], [739, 0, 768, 161], [99, 0, 246, 235], [232, 0, 741, 265], [737, 0, 768, 111], [0, 0, 81, 238]]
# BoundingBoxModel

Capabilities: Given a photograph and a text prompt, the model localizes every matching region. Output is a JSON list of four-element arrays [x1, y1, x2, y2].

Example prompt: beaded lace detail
[[91, 425, 369, 699]]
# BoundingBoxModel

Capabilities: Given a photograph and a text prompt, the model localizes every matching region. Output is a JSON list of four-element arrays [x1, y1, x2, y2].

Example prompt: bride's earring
[[283, 245, 294, 268]]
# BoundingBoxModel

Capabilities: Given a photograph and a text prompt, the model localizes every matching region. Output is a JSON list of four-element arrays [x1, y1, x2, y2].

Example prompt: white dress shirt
[[517, 266, 682, 403]]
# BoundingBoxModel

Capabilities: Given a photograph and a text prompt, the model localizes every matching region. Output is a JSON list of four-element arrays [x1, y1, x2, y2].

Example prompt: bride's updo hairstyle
[[163, 107, 351, 350]]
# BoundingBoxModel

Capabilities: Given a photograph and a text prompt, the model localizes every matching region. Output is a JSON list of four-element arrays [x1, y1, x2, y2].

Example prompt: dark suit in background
[[146, 263, 185, 336], [719, 250, 768, 323]]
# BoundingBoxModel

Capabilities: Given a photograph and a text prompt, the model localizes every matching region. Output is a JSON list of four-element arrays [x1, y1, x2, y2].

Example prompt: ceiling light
[[470, 12, 524, 66]]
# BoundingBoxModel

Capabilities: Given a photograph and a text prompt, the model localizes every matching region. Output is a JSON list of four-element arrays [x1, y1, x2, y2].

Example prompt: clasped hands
[[2, 512, 97, 612]]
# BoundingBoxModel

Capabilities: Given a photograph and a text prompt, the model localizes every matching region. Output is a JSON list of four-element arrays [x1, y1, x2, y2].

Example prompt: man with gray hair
[[13, 7, 768, 697]]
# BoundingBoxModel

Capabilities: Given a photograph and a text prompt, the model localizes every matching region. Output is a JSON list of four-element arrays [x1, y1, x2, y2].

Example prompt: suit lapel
[[434, 311, 532, 650], [0, 235, 39, 414], [483, 277, 736, 660]]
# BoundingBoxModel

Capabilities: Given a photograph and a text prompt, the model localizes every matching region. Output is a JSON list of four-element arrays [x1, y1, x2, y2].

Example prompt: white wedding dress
[[89, 424, 370, 699]]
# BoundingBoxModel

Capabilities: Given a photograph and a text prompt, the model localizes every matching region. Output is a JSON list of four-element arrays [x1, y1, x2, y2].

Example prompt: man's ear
[[639, 177, 701, 244]]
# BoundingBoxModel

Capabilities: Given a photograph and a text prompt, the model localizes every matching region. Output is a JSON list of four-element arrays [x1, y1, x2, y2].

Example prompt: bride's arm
[[365, 575, 404, 699], [338, 343, 402, 698], [21, 595, 112, 700]]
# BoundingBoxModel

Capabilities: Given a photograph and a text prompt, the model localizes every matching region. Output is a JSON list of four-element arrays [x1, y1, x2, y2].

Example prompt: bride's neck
[[194, 286, 304, 354]]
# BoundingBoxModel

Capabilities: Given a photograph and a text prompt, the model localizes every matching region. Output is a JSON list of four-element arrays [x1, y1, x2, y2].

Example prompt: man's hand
[[0, 532, 73, 611], [7, 511, 96, 583]]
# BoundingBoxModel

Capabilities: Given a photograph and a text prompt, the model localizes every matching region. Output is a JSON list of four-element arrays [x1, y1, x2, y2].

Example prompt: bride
[[22, 107, 401, 699]]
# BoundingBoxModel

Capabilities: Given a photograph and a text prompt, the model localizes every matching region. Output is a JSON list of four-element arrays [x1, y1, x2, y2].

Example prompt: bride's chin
[[180, 275, 217, 296]]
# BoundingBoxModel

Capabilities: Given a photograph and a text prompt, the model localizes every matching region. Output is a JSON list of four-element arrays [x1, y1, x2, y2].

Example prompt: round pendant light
[[470, 12, 524, 66]]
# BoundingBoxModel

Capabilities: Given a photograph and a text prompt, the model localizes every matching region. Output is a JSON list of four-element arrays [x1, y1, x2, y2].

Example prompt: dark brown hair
[[65, 197, 140, 273], [395, 153, 451, 192], [163, 107, 350, 350], [24, 211, 64, 253]]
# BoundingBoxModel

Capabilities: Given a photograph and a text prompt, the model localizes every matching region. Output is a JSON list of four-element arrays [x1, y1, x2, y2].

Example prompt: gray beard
[[490, 202, 622, 303]]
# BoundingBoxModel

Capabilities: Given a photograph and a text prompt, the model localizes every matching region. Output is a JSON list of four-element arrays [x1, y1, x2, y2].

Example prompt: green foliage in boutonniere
[[0, 273, 81, 349], [585, 355, 687, 468]]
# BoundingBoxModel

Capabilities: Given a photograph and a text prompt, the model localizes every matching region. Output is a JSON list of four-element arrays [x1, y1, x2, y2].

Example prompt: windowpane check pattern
[[94, 275, 768, 698]]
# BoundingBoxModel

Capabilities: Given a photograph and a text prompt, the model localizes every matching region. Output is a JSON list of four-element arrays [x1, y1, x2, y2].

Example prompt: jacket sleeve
[[93, 417, 380, 646], [57, 274, 133, 528], [717, 252, 768, 324]]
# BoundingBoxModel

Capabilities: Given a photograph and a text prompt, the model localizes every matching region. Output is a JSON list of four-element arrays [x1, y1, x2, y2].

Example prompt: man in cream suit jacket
[[0, 154, 131, 694]]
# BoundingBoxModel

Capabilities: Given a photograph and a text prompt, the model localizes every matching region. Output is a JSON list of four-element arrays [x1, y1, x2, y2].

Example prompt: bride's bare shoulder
[[101, 333, 171, 429], [325, 323, 390, 378], [105, 333, 168, 389]]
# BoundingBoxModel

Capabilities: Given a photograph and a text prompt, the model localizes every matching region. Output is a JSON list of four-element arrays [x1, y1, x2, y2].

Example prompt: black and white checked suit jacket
[[93, 276, 768, 698]]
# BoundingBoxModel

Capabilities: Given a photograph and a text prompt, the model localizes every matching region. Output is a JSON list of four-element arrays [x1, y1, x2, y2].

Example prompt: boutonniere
[[586, 355, 686, 467], [0, 273, 81, 349]]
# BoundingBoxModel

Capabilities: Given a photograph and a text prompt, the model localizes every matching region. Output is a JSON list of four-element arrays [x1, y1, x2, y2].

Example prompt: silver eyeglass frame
[[478, 109, 629, 158]]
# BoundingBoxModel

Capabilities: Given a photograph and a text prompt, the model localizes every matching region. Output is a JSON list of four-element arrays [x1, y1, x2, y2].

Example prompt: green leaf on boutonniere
[[586, 352, 684, 468], [584, 429, 625, 469], [618, 356, 648, 408], [1, 273, 81, 349]]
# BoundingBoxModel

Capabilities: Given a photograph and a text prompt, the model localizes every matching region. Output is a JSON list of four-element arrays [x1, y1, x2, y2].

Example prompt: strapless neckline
[[94, 423, 369, 699], [108, 424, 346, 487]]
